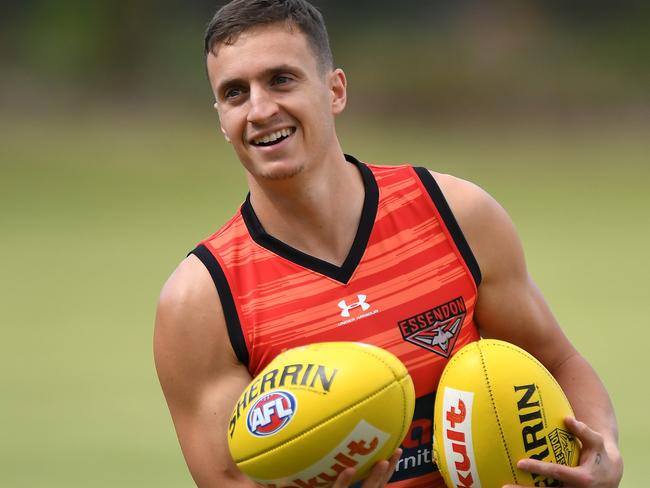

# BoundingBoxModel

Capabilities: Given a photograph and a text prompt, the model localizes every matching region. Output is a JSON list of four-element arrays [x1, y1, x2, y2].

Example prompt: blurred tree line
[[1, 0, 648, 119]]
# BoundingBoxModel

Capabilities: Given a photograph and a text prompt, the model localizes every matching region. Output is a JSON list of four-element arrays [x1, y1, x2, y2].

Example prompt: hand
[[332, 449, 402, 488], [504, 417, 623, 488]]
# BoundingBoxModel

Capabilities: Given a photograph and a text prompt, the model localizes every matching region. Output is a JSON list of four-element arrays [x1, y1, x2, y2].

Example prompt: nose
[[247, 86, 279, 125]]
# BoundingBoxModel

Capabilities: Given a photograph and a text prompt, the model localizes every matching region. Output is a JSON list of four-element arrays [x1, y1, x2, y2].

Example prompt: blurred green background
[[1, 1, 648, 487]]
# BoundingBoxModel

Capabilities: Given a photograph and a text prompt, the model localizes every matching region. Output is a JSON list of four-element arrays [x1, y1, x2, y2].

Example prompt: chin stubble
[[261, 163, 305, 181]]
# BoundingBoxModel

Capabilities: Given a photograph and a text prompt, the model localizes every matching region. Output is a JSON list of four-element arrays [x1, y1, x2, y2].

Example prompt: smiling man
[[153, 1, 623, 487]]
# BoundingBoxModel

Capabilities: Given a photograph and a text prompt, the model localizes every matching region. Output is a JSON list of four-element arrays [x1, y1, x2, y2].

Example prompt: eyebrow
[[216, 64, 306, 97]]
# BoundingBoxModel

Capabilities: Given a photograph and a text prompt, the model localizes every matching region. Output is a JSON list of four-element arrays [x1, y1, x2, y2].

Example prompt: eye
[[272, 75, 292, 86], [224, 86, 245, 100]]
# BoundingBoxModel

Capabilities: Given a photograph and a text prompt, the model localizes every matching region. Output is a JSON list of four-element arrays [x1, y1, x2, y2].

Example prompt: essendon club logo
[[397, 297, 466, 357]]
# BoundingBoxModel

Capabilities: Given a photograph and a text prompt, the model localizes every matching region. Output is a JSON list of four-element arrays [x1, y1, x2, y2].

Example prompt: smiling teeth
[[254, 128, 293, 145]]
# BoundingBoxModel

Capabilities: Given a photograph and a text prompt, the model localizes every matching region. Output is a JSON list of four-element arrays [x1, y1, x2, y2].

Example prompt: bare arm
[[155, 256, 405, 488], [436, 172, 623, 487], [154, 255, 258, 487]]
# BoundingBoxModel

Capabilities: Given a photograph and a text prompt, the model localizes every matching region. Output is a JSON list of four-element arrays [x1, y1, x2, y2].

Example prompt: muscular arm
[[155, 256, 404, 488], [435, 172, 623, 485], [154, 255, 258, 487]]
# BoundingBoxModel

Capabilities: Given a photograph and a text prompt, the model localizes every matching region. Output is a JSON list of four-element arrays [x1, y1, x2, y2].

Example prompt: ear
[[329, 68, 347, 115], [220, 125, 231, 143], [214, 102, 231, 143]]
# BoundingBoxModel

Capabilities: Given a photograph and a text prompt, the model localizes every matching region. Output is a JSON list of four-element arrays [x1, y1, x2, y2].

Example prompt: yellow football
[[227, 342, 415, 487], [433, 339, 580, 487]]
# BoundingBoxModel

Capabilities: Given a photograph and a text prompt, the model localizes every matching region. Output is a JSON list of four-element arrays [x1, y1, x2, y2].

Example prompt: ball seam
[[479, 341, 518, 483], [395, 376, 410, 454]]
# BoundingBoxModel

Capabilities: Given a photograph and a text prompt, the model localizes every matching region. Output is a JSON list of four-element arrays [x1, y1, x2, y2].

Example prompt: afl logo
[[246, 390, 297, 437]]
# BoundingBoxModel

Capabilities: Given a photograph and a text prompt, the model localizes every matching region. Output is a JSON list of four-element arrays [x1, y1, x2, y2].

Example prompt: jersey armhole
[[189, 244, 250, 366], [413, 167, 482, 287]]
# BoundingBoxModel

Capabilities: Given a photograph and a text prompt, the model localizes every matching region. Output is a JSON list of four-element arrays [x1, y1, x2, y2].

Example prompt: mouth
[[250, 127, 296, 147]]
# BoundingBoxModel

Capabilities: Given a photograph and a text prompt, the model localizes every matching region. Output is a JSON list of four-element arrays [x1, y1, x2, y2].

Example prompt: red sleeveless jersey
[[193, 155, 481, 487]]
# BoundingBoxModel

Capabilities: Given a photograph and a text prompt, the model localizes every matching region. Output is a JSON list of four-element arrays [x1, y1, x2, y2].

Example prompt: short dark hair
[[204, 0, 333, 71]]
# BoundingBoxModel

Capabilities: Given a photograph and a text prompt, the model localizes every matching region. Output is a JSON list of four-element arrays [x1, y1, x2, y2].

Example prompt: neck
[[247, 151, 365, 266]]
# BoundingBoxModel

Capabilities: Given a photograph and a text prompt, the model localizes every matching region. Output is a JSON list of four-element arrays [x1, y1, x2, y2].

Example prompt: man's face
[[207, 23, 346, 181]]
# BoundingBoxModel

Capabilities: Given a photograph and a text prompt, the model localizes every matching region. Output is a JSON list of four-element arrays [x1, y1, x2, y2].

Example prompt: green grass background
[[1, 111, 648, 487]]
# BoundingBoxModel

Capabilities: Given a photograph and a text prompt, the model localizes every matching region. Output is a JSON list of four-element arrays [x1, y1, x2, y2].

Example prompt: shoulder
[[154, 255, 240, 397], [429, 171, 582, 372], [157, 254, 223, 331], [429, 170, 526, 283], [429, 171, 505, 231]]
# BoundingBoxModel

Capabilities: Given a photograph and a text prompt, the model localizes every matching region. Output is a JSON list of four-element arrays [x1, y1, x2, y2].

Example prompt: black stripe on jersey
[[190, 244, 250, 366], [240, 154, 378, 285], [413, 167, 482, 287]]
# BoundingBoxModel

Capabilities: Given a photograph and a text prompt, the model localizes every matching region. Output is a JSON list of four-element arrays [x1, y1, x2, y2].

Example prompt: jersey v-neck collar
[[240, 154, 378, 285]]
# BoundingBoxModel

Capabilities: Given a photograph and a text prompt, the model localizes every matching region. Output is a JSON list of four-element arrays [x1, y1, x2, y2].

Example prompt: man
[[154, 1, 623, 487]]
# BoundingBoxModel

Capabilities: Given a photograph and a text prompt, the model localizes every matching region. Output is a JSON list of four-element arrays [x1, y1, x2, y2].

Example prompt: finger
[[334, 449, 402, 488], [564, 416, 604, 449], [360, 459, 391, 487], [516, 458, 586, 486], [379, 449, 402, 485], [331, 467, 356, 488]]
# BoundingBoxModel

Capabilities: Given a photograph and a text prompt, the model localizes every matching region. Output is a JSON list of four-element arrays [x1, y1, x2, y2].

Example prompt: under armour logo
[[338, 295, 371, 318]]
